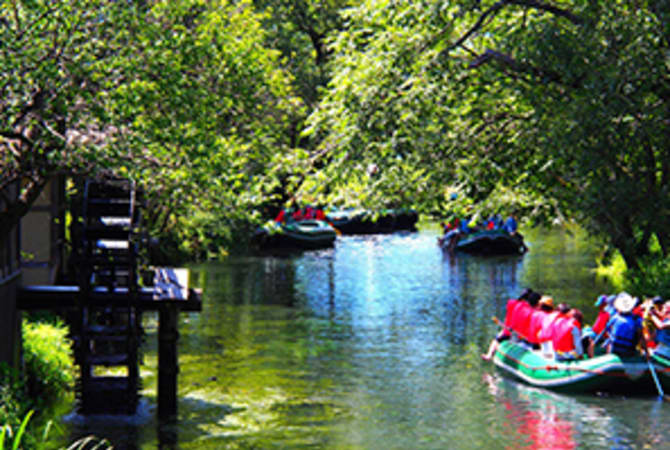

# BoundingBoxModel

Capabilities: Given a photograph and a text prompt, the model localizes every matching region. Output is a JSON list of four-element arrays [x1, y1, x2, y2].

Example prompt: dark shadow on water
[[61, 396, 246, 450]]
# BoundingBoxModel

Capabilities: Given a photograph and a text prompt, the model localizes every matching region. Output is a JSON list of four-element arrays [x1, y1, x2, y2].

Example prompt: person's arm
[[648, 310, 668, 330], [572, 326, 584, 358]]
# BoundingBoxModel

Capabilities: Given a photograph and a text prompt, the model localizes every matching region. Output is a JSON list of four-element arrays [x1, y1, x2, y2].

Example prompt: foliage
[[624, 255, 670, 300], [22, 319, 74, 404], [0, 365, 27, 433], [0, 319, 73, 448], [252, 0, 356, 107], [0, 410, 112, 450], [95, 0, 303, 257], [303, 0, 670, 271], [2, 0, 669, 274], [1, 0, 303, 259], [0, 0, 132, 236], [0, 410, 33, 450]]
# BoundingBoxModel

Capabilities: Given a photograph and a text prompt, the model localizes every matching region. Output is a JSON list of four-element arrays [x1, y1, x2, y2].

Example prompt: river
[[52, 226, 670, 449]]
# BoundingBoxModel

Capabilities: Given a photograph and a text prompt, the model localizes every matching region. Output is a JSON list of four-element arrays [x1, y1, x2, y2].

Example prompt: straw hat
[[614, 292, 636, 314], [539, 296, 554, 308]]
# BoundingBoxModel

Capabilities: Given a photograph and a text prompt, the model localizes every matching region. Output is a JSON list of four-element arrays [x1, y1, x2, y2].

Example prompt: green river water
[[48, 226, 670, 449]]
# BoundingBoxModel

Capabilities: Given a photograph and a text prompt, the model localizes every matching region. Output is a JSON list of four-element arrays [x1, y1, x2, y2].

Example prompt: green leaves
[[303, 0, 670, 270]]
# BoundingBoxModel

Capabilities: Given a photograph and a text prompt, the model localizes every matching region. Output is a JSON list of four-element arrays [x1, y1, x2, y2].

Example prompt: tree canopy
[[2, 0, 669, 271], [304, 0, 670, 270]]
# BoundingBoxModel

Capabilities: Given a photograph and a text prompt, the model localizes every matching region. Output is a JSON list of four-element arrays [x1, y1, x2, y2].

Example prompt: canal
[[52, 226, 670, 448]]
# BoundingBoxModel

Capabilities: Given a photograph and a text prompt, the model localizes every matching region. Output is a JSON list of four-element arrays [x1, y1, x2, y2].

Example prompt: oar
[[592, 317, 614, 346], [492, 316, 531, 342], [328, 222, 342, 236], [642, 339, 670, 401]]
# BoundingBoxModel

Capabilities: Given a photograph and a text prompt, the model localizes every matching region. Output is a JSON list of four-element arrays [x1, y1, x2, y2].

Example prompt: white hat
[[614, 292, 636, 314]]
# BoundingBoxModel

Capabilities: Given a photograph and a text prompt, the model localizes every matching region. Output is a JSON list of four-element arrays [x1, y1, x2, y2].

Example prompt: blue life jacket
[[609, 313, 641, 355], [657, 320, 670, 346], [503, 217, 517, 233]]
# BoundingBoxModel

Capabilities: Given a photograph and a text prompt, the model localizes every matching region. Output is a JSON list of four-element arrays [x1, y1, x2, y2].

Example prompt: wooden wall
[[20, 176, 66, 285]]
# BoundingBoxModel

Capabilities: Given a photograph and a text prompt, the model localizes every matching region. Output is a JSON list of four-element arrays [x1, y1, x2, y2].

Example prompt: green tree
[[98, 0, 302, 256], [0, 0, 127, 236], [305, 0, 670, 270], [1, 0, 302, 257]]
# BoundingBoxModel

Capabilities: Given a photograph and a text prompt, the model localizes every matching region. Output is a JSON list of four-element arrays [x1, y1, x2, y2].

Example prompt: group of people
[[439, 213, 521, 251], [274, 205, 326, 223], [481, 288, 670, 362]]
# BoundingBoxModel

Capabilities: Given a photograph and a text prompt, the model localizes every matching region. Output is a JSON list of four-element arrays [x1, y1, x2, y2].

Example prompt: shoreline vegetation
[[1, 319, 75, 449]]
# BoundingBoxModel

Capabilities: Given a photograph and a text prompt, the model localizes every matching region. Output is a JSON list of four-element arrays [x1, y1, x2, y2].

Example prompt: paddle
[[592, 317, 614, 347], [328, 222, 342, 236], [642, 338, 670, 401], [492, 316, 531, 343]]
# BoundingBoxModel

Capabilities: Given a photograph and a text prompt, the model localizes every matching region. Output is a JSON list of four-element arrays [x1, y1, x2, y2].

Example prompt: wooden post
[[158, 304, 179, 420]]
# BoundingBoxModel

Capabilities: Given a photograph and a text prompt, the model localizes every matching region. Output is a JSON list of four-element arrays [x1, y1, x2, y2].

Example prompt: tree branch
[[512, 0, 583, 25], [469, 48, 583, 89], [443, 0, 582, 53]]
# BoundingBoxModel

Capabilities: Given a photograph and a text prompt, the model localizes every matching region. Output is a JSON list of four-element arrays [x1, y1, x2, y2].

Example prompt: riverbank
[[1, 318, 75, 448]]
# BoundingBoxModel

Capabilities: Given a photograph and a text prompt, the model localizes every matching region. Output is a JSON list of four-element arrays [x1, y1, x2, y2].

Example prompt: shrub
[[22, 319, 75, 406]]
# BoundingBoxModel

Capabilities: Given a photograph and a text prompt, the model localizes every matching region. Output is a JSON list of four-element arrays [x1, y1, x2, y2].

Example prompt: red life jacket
[[538, 311, 560, 343], [527, 309, 547, 345], [274, 210, 286, 223], [501, 299, 520, 337], [514, 302, 534, 340], [315, 209, 325, 220], [552, 317, 579, 353], [592, 309, 610, 335]]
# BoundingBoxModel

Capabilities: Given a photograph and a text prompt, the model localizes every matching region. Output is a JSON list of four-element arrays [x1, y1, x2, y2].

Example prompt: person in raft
[[546, 306, 585, 361], [607, 292, 643, 357], [481, 288, 537, 361], [647, 297, 670, 358]]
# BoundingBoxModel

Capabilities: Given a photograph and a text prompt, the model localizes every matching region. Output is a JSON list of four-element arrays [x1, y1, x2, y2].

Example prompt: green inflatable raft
[[493, 340, 655, 394]]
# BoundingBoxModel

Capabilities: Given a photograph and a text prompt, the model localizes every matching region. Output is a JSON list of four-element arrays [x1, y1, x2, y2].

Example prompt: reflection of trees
[[518, 227, 615, 321], [441, 253, 523, 347]]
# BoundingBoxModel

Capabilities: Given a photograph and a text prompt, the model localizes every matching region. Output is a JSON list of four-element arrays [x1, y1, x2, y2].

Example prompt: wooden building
[[0, 181, 22, 369]]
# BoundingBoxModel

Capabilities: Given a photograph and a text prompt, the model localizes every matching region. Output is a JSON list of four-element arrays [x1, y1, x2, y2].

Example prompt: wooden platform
[[18, 268, 202, 311]]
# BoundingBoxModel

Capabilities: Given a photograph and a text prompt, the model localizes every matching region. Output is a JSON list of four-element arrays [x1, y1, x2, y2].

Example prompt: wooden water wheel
[[71, 178, 144, 415]]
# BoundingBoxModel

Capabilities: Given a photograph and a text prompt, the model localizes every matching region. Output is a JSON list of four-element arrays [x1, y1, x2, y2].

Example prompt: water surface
[[55, 227, 670, 449]]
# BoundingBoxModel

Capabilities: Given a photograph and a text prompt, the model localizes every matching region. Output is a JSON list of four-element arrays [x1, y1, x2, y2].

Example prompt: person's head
[[652, 296, 664, 310], [518, 288, 532, 301], [570, 309, 584, 327], [614, 292, 636, 315], [539, 295, 554, 311], [528, 292, 542, 307], [594, 295, 608, 309], [557, 303, 570, 315]]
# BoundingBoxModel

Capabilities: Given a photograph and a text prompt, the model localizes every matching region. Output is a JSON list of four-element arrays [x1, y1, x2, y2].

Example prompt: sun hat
[[539, 296, 554, 308], [614, 292, 636, 314], [594, 295, 608, 307]]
